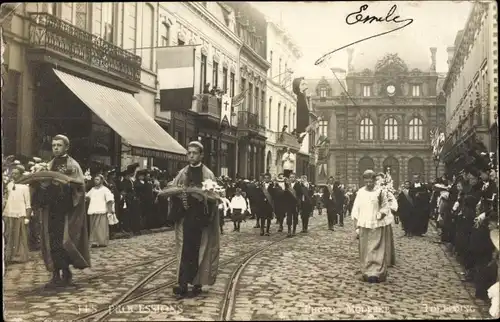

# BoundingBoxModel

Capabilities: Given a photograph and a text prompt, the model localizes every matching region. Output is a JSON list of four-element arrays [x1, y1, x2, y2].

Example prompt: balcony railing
[[28, 13, 142, 83], [194, 94, 220, 118], [237, 111, 259, 131], [274, 131, 301, 151]]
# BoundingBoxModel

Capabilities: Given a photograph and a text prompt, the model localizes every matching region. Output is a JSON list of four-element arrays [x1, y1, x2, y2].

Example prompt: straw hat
[[490, 229, 499, 251]]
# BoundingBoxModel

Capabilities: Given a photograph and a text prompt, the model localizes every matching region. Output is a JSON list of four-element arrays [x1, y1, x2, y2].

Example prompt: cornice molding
[[443, 2, 488, 95], [183, 2, 242, 47]]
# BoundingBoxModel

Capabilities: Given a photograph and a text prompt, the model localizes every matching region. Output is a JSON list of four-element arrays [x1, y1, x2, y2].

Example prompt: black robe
[[408, 183, 431, 235], [396, 190, 414, 233]]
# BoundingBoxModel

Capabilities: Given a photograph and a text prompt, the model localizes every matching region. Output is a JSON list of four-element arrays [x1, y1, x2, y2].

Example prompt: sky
[[252, 1, 473, 78]]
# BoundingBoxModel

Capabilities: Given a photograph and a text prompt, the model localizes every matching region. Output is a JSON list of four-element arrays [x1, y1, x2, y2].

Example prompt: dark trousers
[[275, 209, 285, 227], [28, 210, 41, 251], [260, 218, 271, 233], [48, 211, 71, 270], [301, 215, 310, 230], [178, 215, 203, 285], [286, 209, 299, 227], [336, 208, 344, 226], [327, 208, 336, 228]]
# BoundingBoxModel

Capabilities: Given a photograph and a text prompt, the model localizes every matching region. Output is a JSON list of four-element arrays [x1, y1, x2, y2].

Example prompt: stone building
[[156, 2, 242, 176], [310, 47, 446, 188], [1, 2, 186, 174], [262, 17, 302, 177], [441, 2, 498, 173]]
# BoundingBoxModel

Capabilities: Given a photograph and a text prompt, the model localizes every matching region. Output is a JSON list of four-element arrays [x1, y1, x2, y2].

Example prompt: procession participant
[[333, 181, 344, 227], [351, 170, 395, 283], [284, 172, 302, 237], [314, 186, 324, 215], [254, 173, 275, 236], [273, 173, 287, 232], [299, 175, 314, 233], [242, 190, 252, 220], [282, 148, 295, 178], [408, 173, 431, 236], [322, 176, 336, 231], [169, 141, 219, 298], [86, 175, 114, 247], [3, 164, 31, 263], [218, 189, 230, 235], [230, 188, 247, 232], [34, 134, 90, 287], [396, 181, 414, 237]]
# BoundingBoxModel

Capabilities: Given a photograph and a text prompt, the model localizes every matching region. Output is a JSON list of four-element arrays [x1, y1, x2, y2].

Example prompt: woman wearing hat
[[3, 164, 32, 263]]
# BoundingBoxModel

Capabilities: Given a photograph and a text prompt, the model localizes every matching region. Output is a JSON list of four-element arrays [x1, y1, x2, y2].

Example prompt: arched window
[[408, 118, 423, 140], [142, 3, 155, 70], [359, 118, 374, 140], [384, 117, 398, 140]]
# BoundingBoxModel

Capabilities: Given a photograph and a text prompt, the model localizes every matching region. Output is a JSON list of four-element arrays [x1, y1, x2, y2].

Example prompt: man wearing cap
[[119, 164, 140, 234], [284, 172, 302, 237], [169, 141, 219, 298], [135, 169, 154, 231], [3, 164, 32, 263], [299, 175, 314, 233], [34, 134, 90, 287], [351, 170, 395, 283]]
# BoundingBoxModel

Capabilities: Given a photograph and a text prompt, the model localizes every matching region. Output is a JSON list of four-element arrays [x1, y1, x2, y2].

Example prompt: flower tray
[[17, 171, 84, 185]]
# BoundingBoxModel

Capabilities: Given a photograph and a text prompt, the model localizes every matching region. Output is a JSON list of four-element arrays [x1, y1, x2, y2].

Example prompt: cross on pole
[[224, 101, 229, 111]]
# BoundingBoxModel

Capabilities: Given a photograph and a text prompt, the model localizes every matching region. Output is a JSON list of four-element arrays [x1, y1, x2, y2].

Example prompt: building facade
[[225, 2, 269, 179], [1, 2, 186, 175], [156, 2, 242, 177], [263, 18, 302, 177], [310, 49, 446, 188], [441, 2, 498, 173]]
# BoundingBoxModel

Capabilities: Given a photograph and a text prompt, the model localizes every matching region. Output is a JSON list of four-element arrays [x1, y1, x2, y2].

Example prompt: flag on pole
[[221, 93, 232, 126], [231, 89, 247, 109], [317, 135, 330, 146], [157, 46, 196, 111]]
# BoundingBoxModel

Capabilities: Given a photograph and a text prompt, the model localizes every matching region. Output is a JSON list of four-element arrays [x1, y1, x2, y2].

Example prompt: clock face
[[387, 85, 396, 96]]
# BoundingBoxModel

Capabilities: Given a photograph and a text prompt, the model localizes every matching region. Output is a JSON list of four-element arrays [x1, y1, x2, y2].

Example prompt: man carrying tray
[[30, 134, 90, 288], [167, 141, 220, 298]]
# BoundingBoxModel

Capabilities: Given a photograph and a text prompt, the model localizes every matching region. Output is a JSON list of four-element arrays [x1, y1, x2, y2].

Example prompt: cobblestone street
[[3, 213, 491, 321]]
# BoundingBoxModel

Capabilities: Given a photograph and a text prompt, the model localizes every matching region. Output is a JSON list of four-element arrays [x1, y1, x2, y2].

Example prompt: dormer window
[[412, 84, 421, 97], [362, 85, 371, 97]]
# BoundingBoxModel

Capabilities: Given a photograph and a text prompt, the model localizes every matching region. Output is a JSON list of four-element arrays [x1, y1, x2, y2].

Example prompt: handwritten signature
[[315, 4, 414, 66]]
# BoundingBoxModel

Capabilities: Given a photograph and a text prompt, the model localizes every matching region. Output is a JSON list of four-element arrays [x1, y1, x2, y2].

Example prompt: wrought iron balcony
[[28, 13, 141, 83], [274, 131, 301, 152], [237, 111, 259, 131]]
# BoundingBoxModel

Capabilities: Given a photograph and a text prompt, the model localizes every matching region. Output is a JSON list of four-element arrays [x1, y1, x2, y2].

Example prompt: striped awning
[[53, 69, 187, 159]]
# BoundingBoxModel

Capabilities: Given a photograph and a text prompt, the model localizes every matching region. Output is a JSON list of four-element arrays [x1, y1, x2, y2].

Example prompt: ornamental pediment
[[374, 53, 409, 75]]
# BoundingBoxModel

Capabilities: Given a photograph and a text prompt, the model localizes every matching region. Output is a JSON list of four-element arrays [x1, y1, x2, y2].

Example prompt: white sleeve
[[86, 188, 93, 199], [289, 153, 296, 162], [351, 190, 361, 221], [282, 153, 288, 161], [104, 187, 115, 203]]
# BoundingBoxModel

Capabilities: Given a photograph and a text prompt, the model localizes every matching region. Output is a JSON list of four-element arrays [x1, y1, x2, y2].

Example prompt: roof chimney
[[446, 46, 455, 70], [430, 47, 437, 72], [347, 48, 355, 73]]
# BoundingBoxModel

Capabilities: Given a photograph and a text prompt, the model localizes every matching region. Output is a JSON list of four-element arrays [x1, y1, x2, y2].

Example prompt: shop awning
[[53, 69, 187, 160]]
